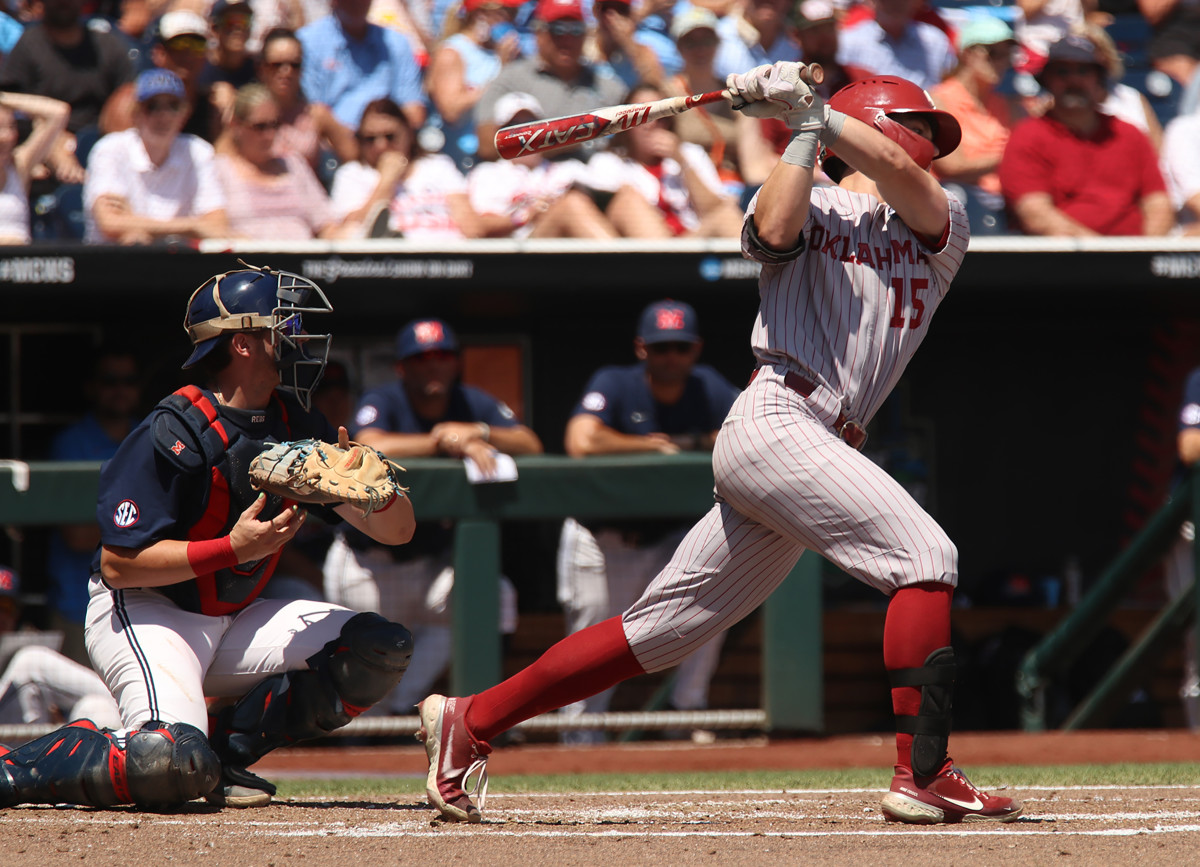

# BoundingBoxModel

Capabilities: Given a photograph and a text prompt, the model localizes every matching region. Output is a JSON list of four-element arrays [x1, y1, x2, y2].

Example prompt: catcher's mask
[[821, 76, 962, 182], [182, 264, 333, 411]]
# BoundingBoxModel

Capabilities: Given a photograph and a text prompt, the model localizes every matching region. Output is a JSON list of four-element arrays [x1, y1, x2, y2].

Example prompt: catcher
[[0, 265, 416, 811]]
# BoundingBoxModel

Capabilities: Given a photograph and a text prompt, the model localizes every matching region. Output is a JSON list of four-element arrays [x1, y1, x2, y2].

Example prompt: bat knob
[[801, 63, 825, 86]]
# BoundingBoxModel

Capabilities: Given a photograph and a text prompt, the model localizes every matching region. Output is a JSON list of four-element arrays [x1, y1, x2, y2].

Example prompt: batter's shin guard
[[0, 719, 220, 809], [890, 646, 956, 777], [210, 612, 413, 769]]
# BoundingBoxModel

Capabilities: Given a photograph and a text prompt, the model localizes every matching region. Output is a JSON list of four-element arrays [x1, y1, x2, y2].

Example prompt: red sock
[[465, 616, 645, 743], [883, 583, 953, 772]]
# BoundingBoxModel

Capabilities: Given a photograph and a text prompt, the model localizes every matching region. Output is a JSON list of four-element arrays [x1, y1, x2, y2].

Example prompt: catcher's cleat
[[417, 694, 491, 823], [204, 766, 276, 809], [881, 764, 1023, 824]]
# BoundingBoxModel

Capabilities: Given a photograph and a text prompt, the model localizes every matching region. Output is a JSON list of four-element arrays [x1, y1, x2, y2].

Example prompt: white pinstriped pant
[[622, 366, 958, 673]]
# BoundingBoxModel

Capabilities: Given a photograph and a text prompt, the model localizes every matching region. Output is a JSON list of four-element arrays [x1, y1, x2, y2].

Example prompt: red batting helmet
[[823, 76, 961, 178]]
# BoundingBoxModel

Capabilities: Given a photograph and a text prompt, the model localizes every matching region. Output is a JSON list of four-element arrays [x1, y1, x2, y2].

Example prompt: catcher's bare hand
[[229, 493, 305, 563]]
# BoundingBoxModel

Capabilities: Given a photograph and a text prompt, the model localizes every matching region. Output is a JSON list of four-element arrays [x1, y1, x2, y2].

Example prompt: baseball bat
[[494, 63, 824, 161]]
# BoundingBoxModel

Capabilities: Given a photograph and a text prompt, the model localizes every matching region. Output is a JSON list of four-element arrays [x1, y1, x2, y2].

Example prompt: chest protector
[[151, 385, 293, 615]]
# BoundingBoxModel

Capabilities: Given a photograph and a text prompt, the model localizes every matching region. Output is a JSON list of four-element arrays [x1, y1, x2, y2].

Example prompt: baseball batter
[[0, 265, 416, 811], [418, 67, 1023, 825]]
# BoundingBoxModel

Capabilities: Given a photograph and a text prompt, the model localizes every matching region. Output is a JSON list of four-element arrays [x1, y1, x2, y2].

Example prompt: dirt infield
[[6, 730, 1200, 866]]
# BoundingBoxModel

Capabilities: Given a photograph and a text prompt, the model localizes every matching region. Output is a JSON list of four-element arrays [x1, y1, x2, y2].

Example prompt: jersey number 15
[[888, 277, 928, 330]]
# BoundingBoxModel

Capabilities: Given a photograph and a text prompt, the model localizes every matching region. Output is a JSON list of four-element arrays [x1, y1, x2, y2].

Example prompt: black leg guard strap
[[0, 720, 219, 809], [890, 646, 956, 777], [210, 612, 413, 769]]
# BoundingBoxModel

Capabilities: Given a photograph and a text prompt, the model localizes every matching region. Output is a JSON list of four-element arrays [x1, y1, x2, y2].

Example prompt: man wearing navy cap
[[324, 318, 543, 714], [83, 68, 228, 244], [556, 299, 741, 742], [999, 33, 1173, 237]]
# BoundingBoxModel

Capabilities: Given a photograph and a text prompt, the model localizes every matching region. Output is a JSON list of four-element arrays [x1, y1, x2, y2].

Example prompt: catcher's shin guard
[[0, 719, 220, 809], [210, 612, 413, 768], [890, 646, 956, 777]]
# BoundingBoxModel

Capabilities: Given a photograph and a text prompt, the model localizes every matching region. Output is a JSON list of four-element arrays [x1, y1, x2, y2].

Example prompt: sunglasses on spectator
[[216, 15, 251, 32], [143, 98, 185, 114], [358, 131, 398, 145], [98, 373, 140, 387], [248, 119, 281, 132], [976, 43, 1013, 61], [265, 59, 302, 72], [164, 34, 208, 55], [597, 2, 632, 14], [545, 20, 587, 37], [646, 341, 694, 355], [1045, 62, 1102, 78]]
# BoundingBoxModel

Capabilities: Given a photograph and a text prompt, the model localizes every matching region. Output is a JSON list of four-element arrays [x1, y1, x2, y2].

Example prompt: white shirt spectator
[[1161, 112, 1200, 232], [586, 141, 728, 234], [467, 157, 590, 238], [83, 129, 225, 244], [330, 152, 468, 240], [0, 166, 30, 244]]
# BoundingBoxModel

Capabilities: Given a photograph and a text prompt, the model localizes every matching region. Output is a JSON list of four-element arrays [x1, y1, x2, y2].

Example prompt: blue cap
[[135, 69, 186, 104], [396, 318, 459, 359], [638, 300, 700, 343], [0, 564, 19, 599]]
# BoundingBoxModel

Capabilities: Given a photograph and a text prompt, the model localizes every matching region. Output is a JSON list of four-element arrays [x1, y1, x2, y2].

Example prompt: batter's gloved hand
[[726, 62, 825, 131], [249, 438, 407, 516]]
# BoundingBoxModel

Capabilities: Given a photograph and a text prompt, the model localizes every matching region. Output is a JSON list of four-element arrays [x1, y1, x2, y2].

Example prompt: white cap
[[670, 6, 719, 41], [795, 0, 835, 27], [158, 10, 209, 41], [494, 92, 544, 125]]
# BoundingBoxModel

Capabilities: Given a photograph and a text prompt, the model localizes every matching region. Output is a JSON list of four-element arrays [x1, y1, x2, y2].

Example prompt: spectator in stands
[[467, 92, 619, 237], [249, 27, 357, 172], [589, 0, 665, 90], [1084, 22, 1164, 151], [0, 91, 70, 243], [1014, 0, 1087, 73], [1140, 0, 1200, 89], [425, 0, 524, 172], [102, 10, 224, 143], [0, 564, 122, 729], [45, 346, 142, 663], [245, 0, 305, 54], [836, 0, 956, 88], [931, 17, 1021, 234], [714, 0, 801, 80], [474, 0, 625, 161], [587, 82, 743, 238], [84, 68, 229, 244], [1148, 34, 1200, 117], [556, 299, 741, 743], [330, 96, 493, 238], [201, 0, 258, 125], [324, 317, 540, 714], [1161, 108, 1200, 233], [998, 33, 1173, 236], [0, 0, 136, 184], [298, 0, 427, 131], [215, 83, 345, 239], [670, 6, 742, 197]]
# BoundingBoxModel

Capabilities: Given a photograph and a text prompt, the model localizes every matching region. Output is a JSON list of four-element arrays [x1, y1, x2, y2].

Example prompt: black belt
[[749, 368, 868, 450]]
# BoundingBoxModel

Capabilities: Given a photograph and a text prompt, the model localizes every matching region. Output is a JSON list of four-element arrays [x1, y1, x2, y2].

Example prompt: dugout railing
[[1016, 471, 1199, 731], [0, 455, 822, 741]]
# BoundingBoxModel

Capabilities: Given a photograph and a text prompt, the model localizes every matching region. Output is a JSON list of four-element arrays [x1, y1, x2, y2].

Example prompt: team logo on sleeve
[[112, 500, 140, 528], [582, 392, 607, 412], [355, 405, 380, 427], [498, 403, 515, 420], [170, 440, 186, 455]]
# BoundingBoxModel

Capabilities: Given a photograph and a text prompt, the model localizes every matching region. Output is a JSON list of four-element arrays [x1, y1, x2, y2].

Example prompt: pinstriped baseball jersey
[[621, 188, 968, 673], [743, 187, 970, 429]]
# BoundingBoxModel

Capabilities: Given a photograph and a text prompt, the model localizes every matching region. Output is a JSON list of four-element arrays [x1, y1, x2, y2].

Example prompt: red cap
[[535, 0, 585, 21], [463, 0, 524, 13]]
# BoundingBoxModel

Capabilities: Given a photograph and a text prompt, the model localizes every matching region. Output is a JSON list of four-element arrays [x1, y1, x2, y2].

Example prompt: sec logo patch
[[113, 500, 140, 528]]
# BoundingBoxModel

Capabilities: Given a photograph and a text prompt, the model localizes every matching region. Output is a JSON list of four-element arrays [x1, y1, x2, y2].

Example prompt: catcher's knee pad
[[211, 612, 413, 768], [0, 719, 218, 809], [890, 646, 956, 777]]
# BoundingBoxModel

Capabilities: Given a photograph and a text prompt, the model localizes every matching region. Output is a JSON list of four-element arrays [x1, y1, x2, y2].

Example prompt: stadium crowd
[[0, 0, 1193, 241]]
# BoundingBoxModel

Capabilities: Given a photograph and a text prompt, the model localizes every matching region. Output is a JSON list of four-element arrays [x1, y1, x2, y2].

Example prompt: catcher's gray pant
[[323, 535, 517, 713], [557, 518, 727, 734], [0, 644, 120, 728], [84, 575, 358, 732], [620, 368, 957, 675]]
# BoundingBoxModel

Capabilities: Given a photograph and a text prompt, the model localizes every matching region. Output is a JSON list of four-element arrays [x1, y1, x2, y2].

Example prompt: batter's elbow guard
[[210, 613, 413, 769], [890, 646, 956, 778]]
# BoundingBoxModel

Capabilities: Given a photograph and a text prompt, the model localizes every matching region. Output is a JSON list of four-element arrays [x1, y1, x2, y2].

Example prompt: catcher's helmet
[[182, 264, 333, 411], [823, 76, 961, 176]]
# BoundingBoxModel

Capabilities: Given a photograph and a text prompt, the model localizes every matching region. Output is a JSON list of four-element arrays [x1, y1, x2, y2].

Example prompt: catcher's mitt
[[249, 439, 406, 515]]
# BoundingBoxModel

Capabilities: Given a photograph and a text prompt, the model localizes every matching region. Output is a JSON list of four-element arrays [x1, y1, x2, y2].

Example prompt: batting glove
[[726, 62, 824, 131]]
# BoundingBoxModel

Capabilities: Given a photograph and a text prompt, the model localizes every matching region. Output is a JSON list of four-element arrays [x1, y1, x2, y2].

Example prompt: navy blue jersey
[[93, 386, 337, 614], [572, 363, 740, 437], [351, 380, 519, 436]]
